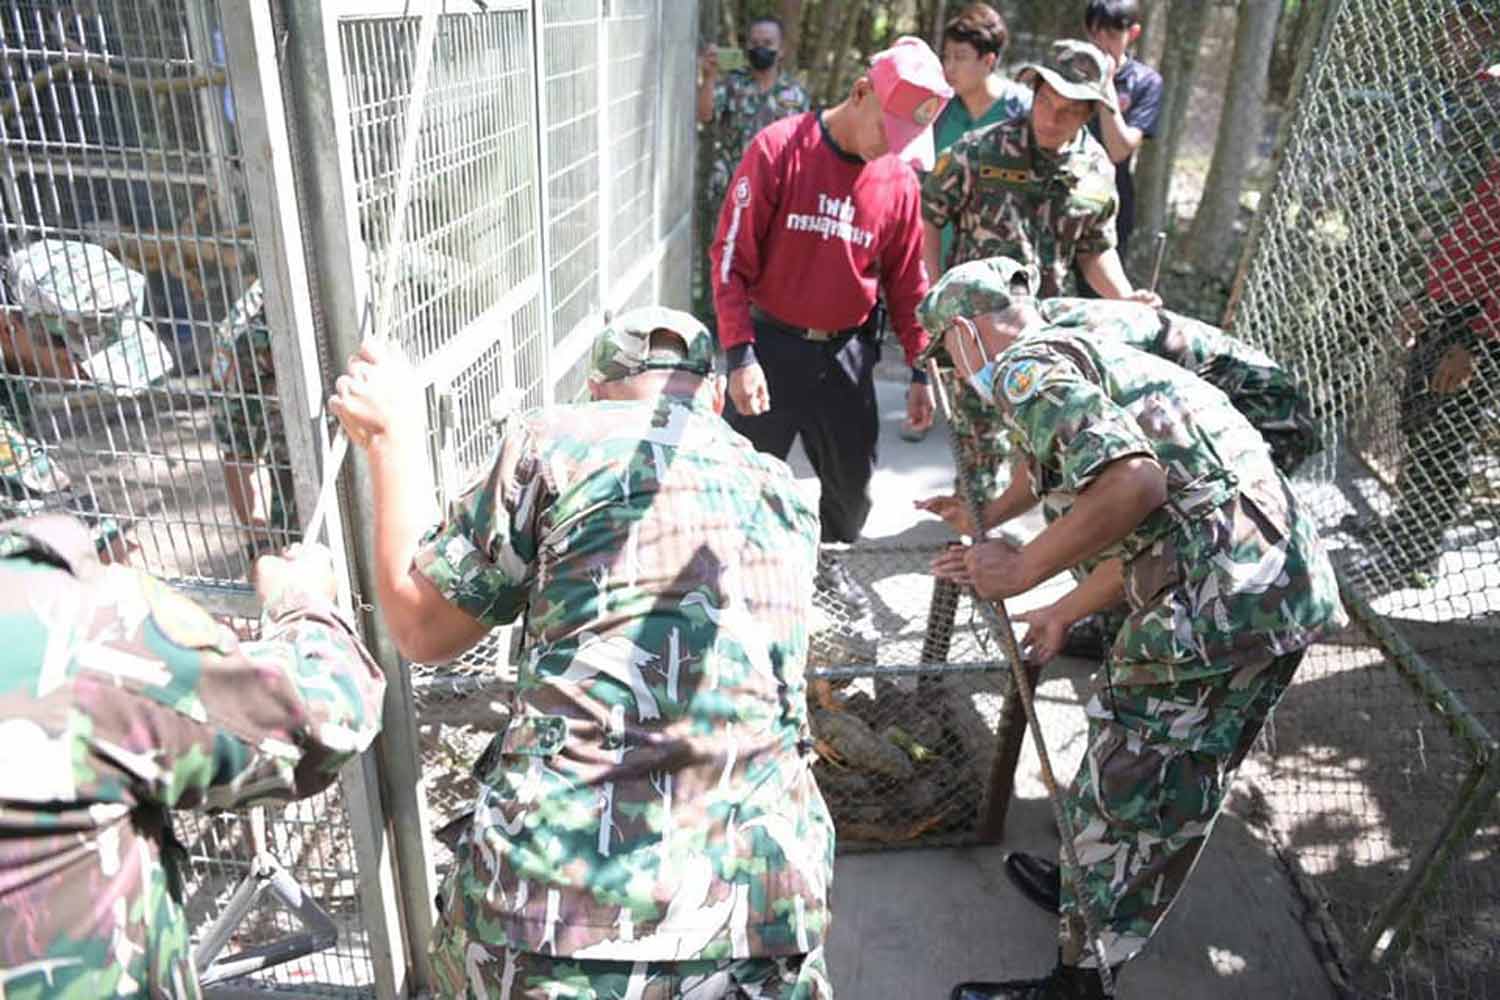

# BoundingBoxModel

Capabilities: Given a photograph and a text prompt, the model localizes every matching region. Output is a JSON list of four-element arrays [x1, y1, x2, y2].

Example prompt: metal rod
[[927, 358, 1117, 994], [1148, 230, 1168, 294], [303, 1, 443, 547]]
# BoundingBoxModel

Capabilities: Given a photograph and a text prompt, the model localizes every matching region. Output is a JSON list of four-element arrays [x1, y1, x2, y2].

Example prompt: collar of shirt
[[817, 111, 865, 165]]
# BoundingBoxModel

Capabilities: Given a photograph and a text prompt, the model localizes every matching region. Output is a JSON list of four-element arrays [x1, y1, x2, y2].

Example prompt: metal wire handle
[[926, 358, 1117, 995], [302, 1, 443, 545]]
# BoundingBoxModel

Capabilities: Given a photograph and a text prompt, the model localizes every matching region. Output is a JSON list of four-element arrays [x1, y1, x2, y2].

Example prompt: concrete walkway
[[785, 377, 1337, 1000]]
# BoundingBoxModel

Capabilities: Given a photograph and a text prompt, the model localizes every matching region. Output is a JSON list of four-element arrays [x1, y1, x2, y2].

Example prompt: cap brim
[[1017, 65, 1119, 114], [884, 112, 936, 170]]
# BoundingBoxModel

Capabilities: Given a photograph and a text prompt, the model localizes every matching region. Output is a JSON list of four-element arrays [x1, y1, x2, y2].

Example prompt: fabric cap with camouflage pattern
[[578, 305, 716, 401], [1016, 39, 1119, 114], [916, 256, 1040, 366]]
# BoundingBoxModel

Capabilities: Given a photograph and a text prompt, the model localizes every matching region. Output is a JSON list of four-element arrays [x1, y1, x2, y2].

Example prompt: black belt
[[750, 305, 869, 343]]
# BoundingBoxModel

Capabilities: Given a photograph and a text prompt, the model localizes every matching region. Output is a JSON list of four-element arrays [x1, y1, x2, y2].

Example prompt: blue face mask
[[967, 362, 1001, 405]]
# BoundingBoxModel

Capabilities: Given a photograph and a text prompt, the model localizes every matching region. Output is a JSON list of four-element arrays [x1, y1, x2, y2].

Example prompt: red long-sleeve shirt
[[709, 112, 931, 367], [1428, 155, 1500, 340]]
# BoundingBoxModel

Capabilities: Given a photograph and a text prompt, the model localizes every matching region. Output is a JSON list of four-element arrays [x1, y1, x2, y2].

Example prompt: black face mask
[[746, 46, 778, 71]]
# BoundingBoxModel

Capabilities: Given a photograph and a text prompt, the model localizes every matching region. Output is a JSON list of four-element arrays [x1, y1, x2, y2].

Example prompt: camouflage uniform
[[208, 280, 296, 557], [2, 240, 152, 554], [967, 333, 1346, 968], [421, 308, 834, 998], [916, 259, 1321, 507], [707, 69, 812, 217], [918, 90, 1118, 289], [0, 514, 385, 998]]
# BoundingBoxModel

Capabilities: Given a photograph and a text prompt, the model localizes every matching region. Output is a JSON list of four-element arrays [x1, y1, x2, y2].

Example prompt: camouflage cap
[[1016, 39, 1118, 114], [579, 306, 715, 401], [916, 257, 1039, 365]]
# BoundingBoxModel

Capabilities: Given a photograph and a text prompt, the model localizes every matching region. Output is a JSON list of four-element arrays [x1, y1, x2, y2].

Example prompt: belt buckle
[[805, 327, 834, 342]]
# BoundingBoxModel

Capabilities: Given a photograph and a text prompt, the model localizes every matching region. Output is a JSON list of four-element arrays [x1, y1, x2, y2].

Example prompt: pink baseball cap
[[868, 36, 953, 170]]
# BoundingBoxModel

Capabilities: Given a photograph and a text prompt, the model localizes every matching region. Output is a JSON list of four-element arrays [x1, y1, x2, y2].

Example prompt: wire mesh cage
[[808, 542, 1018, 851], [1227, 1, 1500, 996], [0, 1, 389, 991]]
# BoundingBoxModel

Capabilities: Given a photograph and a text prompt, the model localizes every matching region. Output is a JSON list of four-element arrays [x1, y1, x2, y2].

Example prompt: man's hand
[[328, 338, 421, 454], [1013, 602, 1075, 666], [1123, 288, 1162, 308], [914, 494, 976, 537], [907, 382, 934, 433], [729, 362, 771, 415], [255, 542, 339, 609], [1433, 345, 1476, 394], [699, 44, 719, 85], [930, 537, 1032, 600]]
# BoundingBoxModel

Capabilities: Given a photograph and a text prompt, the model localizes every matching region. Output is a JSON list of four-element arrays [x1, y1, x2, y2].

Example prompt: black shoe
[[950, 963, 1115, 1000], [1058, 615, 1109, 660], [1004, 851, 1061, 915], [815, 551, 871, 617]]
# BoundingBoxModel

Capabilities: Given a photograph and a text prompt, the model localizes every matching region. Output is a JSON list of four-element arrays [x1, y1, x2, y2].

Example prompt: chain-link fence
[[1228, 1, 1500, 996], [807, 543, 1019, 851]]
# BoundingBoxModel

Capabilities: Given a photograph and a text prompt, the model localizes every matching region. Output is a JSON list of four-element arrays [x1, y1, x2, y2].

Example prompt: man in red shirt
[[710, 36, 949, 613]]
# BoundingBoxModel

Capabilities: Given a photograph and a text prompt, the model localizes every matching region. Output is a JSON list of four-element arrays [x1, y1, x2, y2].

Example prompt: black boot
[[1003, 851, 1061, 915], [950, 962, 1117, 1000]]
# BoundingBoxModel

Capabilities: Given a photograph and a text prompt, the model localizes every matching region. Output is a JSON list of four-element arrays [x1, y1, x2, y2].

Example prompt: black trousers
[[728, 317, 881, 543]]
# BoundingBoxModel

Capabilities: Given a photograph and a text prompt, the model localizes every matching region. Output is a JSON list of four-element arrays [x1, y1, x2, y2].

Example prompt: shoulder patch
[[733, 176, 752, 207], [933, 151, 953, 175], [1002, 359, 1044, 405], [141, 573, 230, 654]]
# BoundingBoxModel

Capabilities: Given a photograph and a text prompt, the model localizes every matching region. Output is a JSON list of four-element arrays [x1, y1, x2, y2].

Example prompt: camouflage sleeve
[[996, 351, 1158, 496], [87, 569, 385, 813], [412, 422, 544, 628], [793, 80, 812, 114], [712, 76, 729, 118], [921, 141, 970, 230], [1069, 164, 1120, 257]]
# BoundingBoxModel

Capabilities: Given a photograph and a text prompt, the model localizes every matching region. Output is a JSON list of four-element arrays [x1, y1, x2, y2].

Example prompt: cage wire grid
[[0, 0, 383, 990], [1228, 1, 1500, 996]]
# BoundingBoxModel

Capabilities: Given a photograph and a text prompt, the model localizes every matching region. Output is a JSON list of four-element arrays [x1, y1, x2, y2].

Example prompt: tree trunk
[[1132, 0, 1212, 255], [819, 4, 870, 104], [1183, 0, 1283, 276], [780, 0, 805, 70], [929, 0, 946, 49]]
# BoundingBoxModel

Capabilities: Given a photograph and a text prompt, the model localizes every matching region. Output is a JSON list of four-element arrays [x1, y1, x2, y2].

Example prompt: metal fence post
[[218, 2, 412, 995], [275, 2, 446, 992]]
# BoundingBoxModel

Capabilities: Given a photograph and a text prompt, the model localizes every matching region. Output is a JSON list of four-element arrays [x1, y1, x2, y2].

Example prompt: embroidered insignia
[[913, 95, 942, 126], [1002, 359, 1043, 405], [980, 166, 1031, 184], [733, 176, 752, 206]]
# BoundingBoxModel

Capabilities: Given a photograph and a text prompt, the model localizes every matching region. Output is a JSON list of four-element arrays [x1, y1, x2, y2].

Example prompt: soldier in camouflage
[[920, 260, 1346, 1000], [207, 279, 298, 571], [1, 240, 158, 560], [914, 257, 1320, 519], [330, 307, 834, 998], [697, 17, 813, 233], [921, 40, 1153, 302], [0, 517, 385, 998]]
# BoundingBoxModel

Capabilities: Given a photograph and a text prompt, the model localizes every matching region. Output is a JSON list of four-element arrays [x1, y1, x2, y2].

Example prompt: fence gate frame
[[216, 0, 415, 995], [261, 0, 697, 993]]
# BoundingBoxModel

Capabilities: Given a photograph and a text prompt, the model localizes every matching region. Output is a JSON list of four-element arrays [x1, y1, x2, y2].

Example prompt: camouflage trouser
[[429, 928, 831, 999], [211, 330, 296, 555], [941, 368, 1011, 506], [1058, 650, 1305, 968]]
